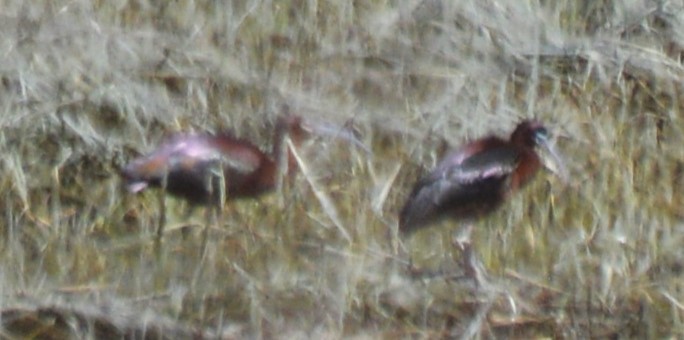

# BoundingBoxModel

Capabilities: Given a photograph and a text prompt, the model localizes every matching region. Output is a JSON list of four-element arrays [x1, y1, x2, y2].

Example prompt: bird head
[[276, 105, 371, 155], [119, 139, 182, 193], [512, 120, 568, 182], [120, 157, 161, 193]]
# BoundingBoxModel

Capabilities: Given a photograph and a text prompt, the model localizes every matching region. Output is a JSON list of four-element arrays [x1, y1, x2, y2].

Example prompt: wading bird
[[399, 120, 566, 282], [121, 114, 308, 238]]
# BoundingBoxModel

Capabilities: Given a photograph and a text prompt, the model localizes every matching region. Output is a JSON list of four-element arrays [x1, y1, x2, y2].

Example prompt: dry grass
[[1, 0, 683, 338]]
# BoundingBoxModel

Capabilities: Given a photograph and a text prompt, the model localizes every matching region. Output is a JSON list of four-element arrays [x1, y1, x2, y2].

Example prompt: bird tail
[[398, 194, 437, 235]]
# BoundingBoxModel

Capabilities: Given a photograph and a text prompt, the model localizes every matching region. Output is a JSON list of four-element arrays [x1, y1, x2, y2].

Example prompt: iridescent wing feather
[[399, 143, 521, 233]]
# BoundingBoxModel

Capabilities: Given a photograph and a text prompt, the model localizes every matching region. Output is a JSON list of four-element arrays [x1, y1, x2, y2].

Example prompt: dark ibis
[[398, 120, 566, 281], [400, 120, 565, 232], [122, 115, 305, 203], [121, 114, 309, 237]]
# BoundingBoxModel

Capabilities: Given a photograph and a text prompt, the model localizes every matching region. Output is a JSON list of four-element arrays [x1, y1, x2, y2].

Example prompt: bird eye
[[533, 127, 549, 145]]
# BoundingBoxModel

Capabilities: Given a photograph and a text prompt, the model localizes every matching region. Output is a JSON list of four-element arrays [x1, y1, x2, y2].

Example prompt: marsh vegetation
[[0, 0, 683, 338]]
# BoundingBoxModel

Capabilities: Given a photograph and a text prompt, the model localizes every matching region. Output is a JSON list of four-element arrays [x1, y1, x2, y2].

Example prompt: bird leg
[[193, 161, 228, 290], [452, 224, 487, 287], [201, 160, 227, 255], [274, 135, 291, 209], [156, 171, 169, 240]]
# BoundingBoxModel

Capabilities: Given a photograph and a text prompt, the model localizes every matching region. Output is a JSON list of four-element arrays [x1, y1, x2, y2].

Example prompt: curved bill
[[301, 120, 373, 157], [126, 181, 149, 193], [537, 137, 568, 184]]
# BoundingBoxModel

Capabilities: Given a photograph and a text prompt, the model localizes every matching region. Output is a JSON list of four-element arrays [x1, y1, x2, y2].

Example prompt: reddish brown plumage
[[399, 120, 553, 234], [120, 115, 306, 205]]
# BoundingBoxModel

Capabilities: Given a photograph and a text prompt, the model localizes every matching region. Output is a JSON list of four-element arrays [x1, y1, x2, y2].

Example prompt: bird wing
[[399, 144, 521, 233], [446, 146, 520, 185], [210, 136, 265, 174], [166, 134, 263, 175]]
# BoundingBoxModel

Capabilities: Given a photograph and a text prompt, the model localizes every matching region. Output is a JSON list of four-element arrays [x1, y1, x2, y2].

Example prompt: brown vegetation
[[0, 0, 682, 338]]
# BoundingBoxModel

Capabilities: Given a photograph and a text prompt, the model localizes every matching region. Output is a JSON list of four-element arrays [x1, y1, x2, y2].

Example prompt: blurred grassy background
[[0, 0, 683, 338]]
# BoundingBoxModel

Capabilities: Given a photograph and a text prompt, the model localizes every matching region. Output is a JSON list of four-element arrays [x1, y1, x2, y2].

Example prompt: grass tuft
[[0, 0, 682, 337]]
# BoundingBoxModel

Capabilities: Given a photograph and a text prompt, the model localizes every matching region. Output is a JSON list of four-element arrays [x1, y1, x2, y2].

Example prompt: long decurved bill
[[537, 137, 568, 183], [302, 120, 373, 156]]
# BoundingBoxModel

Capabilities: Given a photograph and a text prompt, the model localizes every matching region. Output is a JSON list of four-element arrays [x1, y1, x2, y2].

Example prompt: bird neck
[[510, 149, 541, 191], [272, 121, 288, 174]]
